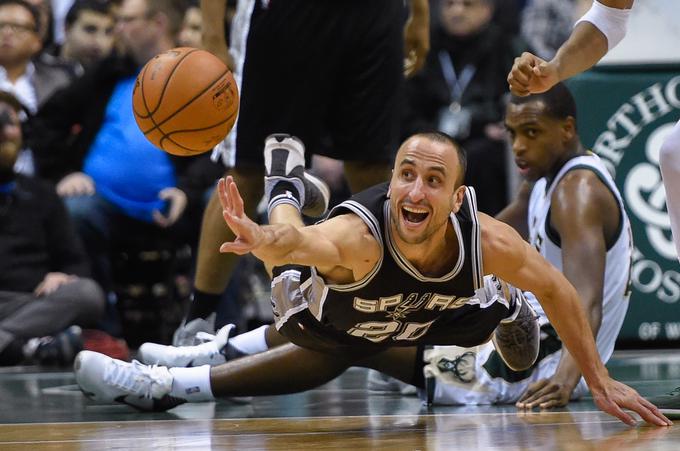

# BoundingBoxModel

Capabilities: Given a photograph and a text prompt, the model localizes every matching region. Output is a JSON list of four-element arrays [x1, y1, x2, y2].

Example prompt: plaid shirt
[[521, 0, 579, 60]]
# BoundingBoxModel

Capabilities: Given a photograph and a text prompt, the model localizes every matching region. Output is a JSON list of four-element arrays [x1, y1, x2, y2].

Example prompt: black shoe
[[646, 387, 680, 419], [492, 288, 539, 371], [26, 326, 83, 366]]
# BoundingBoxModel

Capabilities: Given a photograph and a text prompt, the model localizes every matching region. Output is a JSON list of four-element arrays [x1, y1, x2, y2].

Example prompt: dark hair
[[508, 82, 578, 123], [146, 0, 185, 36], [64, 0, 111, 28], [413, 130, 467, 187], [0, 0, 41, 35]]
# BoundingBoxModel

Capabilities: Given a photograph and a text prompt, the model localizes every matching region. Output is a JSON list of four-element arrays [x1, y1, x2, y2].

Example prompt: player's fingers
[[520, 387, 554, 408], [517, 380, 549, 405], [222, 210, 241, 233], [638, 395, 669, 419], [507, 76, 531, 97], [509, 63, 532, 85], [539, 396, 566, 410], [630, 399, 673, 426], [219, 242, 249, 255], [600, 400, 637, 426], [228, 177, 245, 216], [217, 178, 229, 210]]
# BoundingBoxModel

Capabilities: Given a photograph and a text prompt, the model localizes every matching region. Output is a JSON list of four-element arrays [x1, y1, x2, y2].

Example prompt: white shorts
[[423, 341, 588, 405]]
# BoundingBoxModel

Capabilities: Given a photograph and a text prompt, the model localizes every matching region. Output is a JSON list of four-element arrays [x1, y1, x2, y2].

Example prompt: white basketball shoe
[[74, 350, 183, 412], [139, 324, 235, 367], [172, 313, 216, 347], [264, 133, 330, 217]]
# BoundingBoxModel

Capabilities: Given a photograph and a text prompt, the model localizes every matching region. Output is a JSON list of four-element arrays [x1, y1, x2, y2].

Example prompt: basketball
[[132, 47, 239, 157]]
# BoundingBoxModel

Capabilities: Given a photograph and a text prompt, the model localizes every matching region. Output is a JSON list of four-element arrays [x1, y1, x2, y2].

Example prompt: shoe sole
[[659, 409, 680, 419], [303, 172, 331, 217]]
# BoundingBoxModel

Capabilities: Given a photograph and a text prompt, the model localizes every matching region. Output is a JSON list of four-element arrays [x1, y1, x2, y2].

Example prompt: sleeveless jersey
[[527, 152, 632, 363], [272, 182, 512, 348]]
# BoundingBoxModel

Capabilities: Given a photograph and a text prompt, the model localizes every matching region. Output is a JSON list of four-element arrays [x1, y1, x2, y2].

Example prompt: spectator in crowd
[[176, 0, 199, 48], [24, 0, 51, 45], [29, 0, 210, 327], [57, 0, 115, 71], [0, 90, 105, 366], [520, 0, 592, 60], [402, 0, 530, 215], [0, 0, 79, 174]]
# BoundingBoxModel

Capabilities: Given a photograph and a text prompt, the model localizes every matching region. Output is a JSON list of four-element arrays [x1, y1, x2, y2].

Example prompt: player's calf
[[492, 283, 540, 371]]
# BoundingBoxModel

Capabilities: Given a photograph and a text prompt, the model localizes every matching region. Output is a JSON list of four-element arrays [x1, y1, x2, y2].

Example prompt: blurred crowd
[[0, 0, 592, 365]]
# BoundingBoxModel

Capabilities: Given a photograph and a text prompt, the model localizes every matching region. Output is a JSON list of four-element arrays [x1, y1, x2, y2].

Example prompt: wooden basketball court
[[0, 350, 678, 450]]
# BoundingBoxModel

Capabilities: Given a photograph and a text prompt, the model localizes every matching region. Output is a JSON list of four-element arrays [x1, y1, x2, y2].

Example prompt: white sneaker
[[74, 350, 184, 412], [139, 324, 235, 367], [172, 313, 216, 347], [264, 134, 330, 217]]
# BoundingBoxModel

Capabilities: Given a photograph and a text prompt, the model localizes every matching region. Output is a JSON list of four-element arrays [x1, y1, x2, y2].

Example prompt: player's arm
[[494, 180, 532, 240], [480, 213, 669, 426], [404, 0, 430, 77], [516, 171, 613, 408], [217, 176, 380, 275], [508, 0, 633, 96], [200, 0, 234, 69], [551, 0, 633, 80]]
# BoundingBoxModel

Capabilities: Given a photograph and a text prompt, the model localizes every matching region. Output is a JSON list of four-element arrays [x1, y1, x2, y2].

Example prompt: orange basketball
[[132, 47, 239, 156]]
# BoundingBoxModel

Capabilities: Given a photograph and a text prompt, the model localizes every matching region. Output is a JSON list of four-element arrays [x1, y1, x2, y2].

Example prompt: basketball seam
[[159, 108, 238, 152], [141, 69, 231, 136], [138, 48, 200, 120], [132, 64, 151, 121]]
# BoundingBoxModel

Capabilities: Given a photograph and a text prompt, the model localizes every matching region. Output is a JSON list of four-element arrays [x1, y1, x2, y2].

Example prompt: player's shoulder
[[478, 213, 527, 273], [479, 213, 521, 253], [551, 167, 613, 209]]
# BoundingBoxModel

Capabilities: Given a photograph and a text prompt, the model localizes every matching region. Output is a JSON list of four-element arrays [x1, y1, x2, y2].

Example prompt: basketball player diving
[[74, 130, 671, 427]]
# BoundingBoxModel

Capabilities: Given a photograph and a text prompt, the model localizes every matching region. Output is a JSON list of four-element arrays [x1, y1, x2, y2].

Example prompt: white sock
[[168, 365, 214, 402], [660, 121, 680, 262], [229, 325, 269, 355]]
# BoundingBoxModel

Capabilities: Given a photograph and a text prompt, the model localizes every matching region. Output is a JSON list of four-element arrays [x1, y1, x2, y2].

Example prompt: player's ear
[[562, 116, 576, 142], [450, 185, 466, 213]]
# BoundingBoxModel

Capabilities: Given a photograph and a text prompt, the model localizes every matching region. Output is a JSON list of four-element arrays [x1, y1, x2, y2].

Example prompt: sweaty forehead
[[396, 137, 457, 168], [505, 101, 550, 126]]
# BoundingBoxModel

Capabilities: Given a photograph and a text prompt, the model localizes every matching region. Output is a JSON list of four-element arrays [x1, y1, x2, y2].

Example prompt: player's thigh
[[326, 0, 404, 164], [344, 160, 392, 194], [235, 1, 331, 166]]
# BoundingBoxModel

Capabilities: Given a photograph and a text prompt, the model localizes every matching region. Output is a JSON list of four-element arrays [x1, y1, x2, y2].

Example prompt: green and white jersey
[[527, 152, 632, 364]]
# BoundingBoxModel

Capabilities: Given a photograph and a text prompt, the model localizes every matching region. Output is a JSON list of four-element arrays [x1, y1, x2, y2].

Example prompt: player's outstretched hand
[[217, 176, 264, 255], [507, 52, 560, 97], [590, 378, 672, 427], [516, 378, 571, 410]]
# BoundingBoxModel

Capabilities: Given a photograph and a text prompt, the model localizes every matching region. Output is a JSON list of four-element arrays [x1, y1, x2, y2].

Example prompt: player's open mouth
[[515, 159, 531, 176], [401, 205, 429, 224]]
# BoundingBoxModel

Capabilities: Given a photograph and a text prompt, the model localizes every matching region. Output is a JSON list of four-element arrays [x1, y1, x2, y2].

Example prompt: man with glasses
[[0, 0, 78, 175]]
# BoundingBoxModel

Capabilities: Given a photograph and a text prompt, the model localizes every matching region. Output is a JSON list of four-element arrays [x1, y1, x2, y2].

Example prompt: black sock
[[0, 338, 26, 366], [270, 180, 301, 204], [223, 343, 248, 360], [410, 345, 426, 389], [186, 290, 222, 321]]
